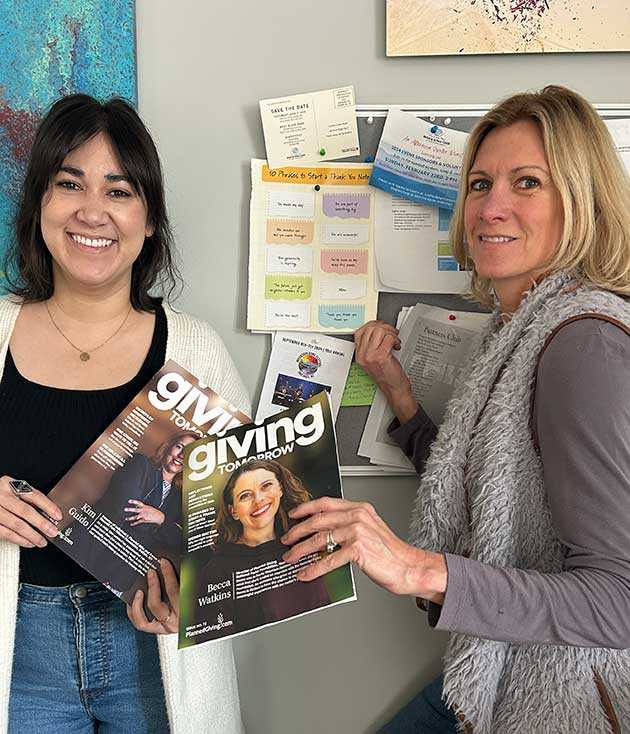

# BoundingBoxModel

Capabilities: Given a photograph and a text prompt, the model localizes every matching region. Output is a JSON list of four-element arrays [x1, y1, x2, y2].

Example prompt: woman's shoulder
[[162, 305, 251, 414], [539, 316, 630, 381]]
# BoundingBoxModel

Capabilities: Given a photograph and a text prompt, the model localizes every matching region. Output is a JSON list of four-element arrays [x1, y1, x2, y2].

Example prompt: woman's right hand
[[354, 320, 417, 423], [0, 476, 62, 548]]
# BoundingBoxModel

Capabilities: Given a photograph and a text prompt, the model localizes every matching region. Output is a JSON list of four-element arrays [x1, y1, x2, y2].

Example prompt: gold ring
[[158, 613, 172, 625]]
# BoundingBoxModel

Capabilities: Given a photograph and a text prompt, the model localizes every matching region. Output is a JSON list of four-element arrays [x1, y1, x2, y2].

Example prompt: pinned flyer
[[256, 331, 355, 422], [370, 109, 468, 210], [260, 86, 360, 170]]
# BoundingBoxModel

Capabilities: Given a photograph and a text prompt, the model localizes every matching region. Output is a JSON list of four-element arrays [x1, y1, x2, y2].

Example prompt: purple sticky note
[[322, 192, 371, 219]]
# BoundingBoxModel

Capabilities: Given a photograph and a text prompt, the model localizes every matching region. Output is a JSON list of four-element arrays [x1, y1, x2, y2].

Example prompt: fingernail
[[288, 509, 297, 517], [47, 524, 57, 536], [38, 539, 47, 548], [159, 558, 167, 566], [280, 534, 288, 543], [296, 571, 306, 581], [282, 552, 290, 561], [135, 590, 143, 599], [53, 510, 63, 521]]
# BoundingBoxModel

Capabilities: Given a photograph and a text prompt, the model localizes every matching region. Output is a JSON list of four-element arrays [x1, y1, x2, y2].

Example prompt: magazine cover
[[179, 391, 356, 647], [46, 360, 251, 605]]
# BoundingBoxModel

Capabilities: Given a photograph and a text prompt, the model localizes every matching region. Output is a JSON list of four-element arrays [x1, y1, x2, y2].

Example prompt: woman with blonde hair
[[283, 86, 630, 733]]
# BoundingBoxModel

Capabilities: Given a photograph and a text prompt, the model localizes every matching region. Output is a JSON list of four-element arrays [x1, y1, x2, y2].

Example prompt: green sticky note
[[264, 274, 312, 300], [341, 363, 377, 407]]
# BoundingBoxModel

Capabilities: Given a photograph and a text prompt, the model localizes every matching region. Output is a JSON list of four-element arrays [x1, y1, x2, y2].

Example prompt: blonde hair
[[451, 85, 630, 307]]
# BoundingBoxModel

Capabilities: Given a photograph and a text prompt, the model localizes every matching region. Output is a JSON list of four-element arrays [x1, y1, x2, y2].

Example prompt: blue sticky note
[[318, 305, 365, 329]]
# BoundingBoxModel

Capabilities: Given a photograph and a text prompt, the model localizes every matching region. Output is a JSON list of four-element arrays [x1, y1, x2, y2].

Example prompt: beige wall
[[135, 2, 630, 730]]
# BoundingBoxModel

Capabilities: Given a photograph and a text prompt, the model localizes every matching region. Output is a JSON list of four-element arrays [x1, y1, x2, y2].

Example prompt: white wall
[[135, 2, 630, 731]]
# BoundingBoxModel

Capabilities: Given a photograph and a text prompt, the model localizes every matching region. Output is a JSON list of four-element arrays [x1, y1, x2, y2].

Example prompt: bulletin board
[[337, 103, 630, 475]]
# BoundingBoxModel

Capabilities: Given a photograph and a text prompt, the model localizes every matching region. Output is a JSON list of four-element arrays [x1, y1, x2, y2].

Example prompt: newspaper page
[[46, 360, 251, 604], [359, 305, 490, 469], [179, 392, 356, 647]]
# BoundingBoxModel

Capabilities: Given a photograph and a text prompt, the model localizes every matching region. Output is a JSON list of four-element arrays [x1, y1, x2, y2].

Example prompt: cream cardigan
[[0, 297, 251, 734]]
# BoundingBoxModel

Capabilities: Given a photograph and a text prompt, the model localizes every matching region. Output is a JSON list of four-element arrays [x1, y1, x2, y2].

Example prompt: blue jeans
[[9, 582, 169, 734], [380, 675, 458, 734]]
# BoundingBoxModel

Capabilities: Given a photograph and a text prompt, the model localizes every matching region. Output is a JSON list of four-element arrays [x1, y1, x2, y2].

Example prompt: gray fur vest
[[409, 271, 630, 733]]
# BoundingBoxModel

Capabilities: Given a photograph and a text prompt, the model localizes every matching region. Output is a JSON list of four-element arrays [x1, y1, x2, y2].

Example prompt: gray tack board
[[337, 104, 630, 475]]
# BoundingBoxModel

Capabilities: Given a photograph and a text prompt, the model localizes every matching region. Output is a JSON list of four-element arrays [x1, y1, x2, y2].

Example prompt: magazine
[[46, 360, 250, 605], [179, 391, 356, 647]]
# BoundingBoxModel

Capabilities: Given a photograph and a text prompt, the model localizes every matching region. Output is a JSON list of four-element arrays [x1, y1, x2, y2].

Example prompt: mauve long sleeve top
[[389, 318, 630, 648]]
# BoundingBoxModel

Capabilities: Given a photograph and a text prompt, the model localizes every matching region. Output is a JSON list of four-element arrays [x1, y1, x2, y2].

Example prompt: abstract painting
[[0, 1, 137, 279], [387, 0, 630, 56]]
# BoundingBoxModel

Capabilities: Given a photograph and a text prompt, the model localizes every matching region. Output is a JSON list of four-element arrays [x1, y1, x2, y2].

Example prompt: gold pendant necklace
[[45, 300, 133, 362]]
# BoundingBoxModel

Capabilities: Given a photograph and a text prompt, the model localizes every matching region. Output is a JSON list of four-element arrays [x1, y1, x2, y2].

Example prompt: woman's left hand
[[281, 497, 447, 602], [127, 559, 179, 634], [124, 499, 165, 526]]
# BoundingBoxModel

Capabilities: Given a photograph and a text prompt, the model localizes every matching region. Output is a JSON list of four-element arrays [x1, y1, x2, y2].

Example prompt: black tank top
[[0, 305, 167, 586]]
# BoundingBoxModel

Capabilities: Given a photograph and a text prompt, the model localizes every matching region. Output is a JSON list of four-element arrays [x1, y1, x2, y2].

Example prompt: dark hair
[[5, 94, 181, 310], [216, 459, 312, 545], [150, 431, 199, 494]]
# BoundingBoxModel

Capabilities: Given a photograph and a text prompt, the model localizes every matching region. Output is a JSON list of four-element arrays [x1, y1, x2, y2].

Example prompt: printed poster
[[248, 159, 378, 333], [370, 109, 468, 209], [256, 331, 354, 422]]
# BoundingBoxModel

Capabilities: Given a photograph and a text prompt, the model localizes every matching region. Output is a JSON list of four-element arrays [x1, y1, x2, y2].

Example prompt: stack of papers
[[359, 304, 490, 470]]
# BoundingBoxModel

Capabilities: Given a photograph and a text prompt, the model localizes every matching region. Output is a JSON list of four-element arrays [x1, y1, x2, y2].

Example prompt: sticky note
[[322, 192, 371, 219], [321, 223, 370, 245], [266, 219, 314, 244], [268, 191, 315, 219], [341, 363, 377, 407], [266, 246, 313, 274], [318, 304, 365, 329], [265, 275, 312, 300], [264, 303, 310, 328], [320, 278, 367, 300], [320, 249, 368, 275]]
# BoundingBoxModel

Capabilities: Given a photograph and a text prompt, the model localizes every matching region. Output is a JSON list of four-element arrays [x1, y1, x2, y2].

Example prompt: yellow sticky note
[[341, 363, 377, 407]]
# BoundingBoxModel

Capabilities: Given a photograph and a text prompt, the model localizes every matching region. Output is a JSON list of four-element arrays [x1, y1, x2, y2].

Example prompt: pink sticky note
[[320, 249, 368, 274]]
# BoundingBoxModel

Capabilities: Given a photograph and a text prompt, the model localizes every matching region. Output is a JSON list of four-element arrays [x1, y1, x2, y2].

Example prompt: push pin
[[449, 314, 456, 321], [319, 148, 326, 156], [365, 155, 373, 163], [314, 184, 320, 191], [444, 117, 452, 125], [367, 116, 374, 124], [431, 125, 440, 134]]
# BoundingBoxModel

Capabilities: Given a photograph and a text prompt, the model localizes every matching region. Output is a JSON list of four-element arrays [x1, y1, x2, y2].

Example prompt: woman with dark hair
[[283, 86, 630, 733], [0, 95, 249, 733], [216, 458, 312, 546], [197, 459, 330, 634]]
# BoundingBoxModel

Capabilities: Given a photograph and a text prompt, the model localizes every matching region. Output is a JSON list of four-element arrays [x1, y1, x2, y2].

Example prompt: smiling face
[[229, 468, 283, 545], [464, 119, 564, 312], [162, 435, 197, 477], [39, 132, 153, 295]]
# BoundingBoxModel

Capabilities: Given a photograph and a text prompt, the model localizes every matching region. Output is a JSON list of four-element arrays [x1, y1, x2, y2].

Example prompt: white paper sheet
[[359, 305, 490, 468], [259, 86, 359, 170], [256, 332, 354, 422], [605, 118, 630, 174], [373, 189, 471, 293]]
